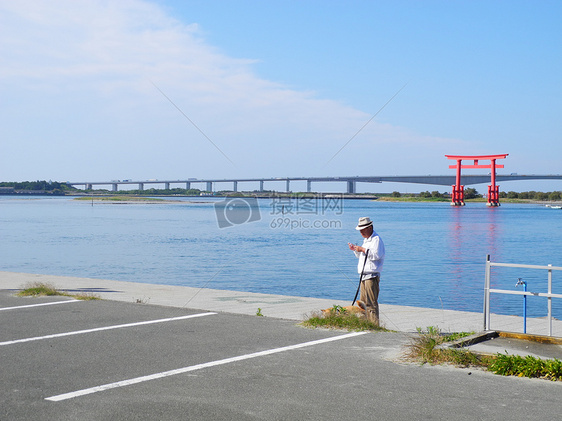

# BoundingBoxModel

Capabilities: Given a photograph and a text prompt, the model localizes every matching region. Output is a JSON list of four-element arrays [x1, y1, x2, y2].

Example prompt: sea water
[[1, 196, 561, 318]]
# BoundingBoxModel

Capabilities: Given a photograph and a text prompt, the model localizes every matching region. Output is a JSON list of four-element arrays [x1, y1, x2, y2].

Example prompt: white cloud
[[0, 0, 466, 183]]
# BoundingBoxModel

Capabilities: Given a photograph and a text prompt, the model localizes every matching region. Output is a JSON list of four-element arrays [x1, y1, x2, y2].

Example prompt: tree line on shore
[[0, 181, 75, 195], [389, 188, 562, 201]]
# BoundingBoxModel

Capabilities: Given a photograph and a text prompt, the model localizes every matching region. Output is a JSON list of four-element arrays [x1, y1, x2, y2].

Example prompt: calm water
[[1, 196, 561, 318]]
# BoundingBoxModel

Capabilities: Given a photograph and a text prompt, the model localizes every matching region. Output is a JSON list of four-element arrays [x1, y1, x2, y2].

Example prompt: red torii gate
[[445, 154, 508, 207]]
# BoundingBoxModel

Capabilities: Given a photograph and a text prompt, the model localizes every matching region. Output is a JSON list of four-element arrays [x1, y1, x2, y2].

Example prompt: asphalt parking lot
[[2, 291, 562, 421]]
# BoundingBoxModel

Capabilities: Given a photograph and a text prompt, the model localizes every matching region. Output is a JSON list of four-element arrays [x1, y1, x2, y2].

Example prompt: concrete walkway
[[3, 270, 561, 339]]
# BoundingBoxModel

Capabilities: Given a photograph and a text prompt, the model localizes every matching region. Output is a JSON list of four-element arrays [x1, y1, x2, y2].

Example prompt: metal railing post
[[548, 264, 553, 336], [484, 255, 491, 330], [516, 278, 528, 334]]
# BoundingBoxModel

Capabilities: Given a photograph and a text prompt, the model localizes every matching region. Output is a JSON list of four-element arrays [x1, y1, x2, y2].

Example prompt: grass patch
[[403, 326, 562, 381], [377, 196, 450, 203], [17, 282, 60, 297], [74, 196, 164, 202], [17, 282, 100, 300], [73, 292, 102, 301], [404, 327, 488, 367], [488, 354, 562, 381], [301, 306, 387, 332]]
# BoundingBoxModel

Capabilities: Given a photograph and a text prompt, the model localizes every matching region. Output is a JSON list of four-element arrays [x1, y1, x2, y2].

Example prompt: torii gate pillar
[[445, 154, 508, 207]]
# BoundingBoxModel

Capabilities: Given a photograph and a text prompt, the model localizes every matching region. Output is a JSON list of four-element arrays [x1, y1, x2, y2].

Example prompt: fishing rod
[[352, 249, 368, 306], [325, 81, 408, 166]]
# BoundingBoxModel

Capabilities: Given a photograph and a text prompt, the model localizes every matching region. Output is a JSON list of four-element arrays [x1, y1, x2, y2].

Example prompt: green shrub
[[488, 354, 562, 381]]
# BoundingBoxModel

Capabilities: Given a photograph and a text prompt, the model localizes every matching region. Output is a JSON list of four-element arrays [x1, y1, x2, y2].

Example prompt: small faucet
[[515, 278, 526, 287]]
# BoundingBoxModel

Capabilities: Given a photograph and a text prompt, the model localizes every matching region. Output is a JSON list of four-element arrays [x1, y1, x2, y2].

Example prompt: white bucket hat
[[355, 216, 373, 231]]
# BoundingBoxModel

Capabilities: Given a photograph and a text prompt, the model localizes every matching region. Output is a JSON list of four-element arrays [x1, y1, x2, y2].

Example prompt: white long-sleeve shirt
[[354, 231, 385, 280]]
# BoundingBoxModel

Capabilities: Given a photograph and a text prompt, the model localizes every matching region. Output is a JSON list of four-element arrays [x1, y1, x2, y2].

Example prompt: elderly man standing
[[348, 217, 385, 324]]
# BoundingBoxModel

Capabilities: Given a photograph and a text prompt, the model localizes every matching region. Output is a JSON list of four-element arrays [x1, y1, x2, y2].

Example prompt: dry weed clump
[[302, 305, 387, 332], [17, 282, 100, 300]]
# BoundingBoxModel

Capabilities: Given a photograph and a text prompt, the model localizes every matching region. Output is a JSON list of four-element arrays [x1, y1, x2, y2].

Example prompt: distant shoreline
[[3, 192, 560, 206], [69, 194, 562, 206]]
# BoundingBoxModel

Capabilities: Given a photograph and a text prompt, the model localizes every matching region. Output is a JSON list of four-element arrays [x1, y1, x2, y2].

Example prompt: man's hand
[[348, 243, 365, 253]]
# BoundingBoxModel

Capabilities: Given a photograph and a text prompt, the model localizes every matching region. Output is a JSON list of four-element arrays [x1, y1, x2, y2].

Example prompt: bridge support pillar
[[112, 183, 118, 192], [259, 180, 264, 192], [138, 183, 144, 191], [347, 181, 356, 194], [165, 182, 170, 190], [286, 179, 290, 192], [307, 180, 312, 192], [185, 182, 191, 190], [206, 182, 212, 192], [233, 181, 238, 192], [86, 184, 92, 190]]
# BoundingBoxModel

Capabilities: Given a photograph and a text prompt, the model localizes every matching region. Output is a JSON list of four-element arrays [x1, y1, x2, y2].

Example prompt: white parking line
[[0, 312, 217, 346], [0, 299, 80, 311], [46, 331, 367, 402]]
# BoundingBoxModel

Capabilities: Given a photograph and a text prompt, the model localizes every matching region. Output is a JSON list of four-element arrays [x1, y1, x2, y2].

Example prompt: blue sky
[[1, 0, 561, 192]]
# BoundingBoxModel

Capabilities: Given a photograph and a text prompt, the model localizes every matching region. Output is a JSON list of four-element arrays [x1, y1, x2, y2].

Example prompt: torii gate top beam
[[445, 154, 508, 169], [445, 154, 508, 160]]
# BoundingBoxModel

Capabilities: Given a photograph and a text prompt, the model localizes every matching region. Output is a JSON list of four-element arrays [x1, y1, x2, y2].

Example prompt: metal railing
[[484, 255, 562, 336]]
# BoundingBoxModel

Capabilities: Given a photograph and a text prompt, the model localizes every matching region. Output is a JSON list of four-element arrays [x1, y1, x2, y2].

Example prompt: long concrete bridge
[[68, 174, 562, 194]]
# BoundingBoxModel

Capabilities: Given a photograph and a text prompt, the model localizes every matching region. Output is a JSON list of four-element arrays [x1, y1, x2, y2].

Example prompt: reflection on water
[[446, 206, 502, 313]]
